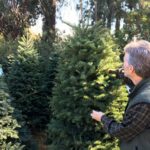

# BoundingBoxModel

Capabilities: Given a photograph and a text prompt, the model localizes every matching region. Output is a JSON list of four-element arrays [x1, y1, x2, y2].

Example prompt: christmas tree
[[5, 32, 57, 149], [6, 33, 52, 129], [0, 74, 24, 149], [48, 23, 128, 149]]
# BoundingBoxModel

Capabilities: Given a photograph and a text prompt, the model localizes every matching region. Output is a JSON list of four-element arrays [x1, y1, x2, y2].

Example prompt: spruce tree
[[0, 74, 24, 149], [5, 32, 54, 129], [48, 23, 128, 150], [5, 32, 57, 149], [6, 33, 41, 128]]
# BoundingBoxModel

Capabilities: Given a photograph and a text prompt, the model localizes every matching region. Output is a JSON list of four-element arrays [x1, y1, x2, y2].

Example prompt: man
[[91, 40, 150, 150]]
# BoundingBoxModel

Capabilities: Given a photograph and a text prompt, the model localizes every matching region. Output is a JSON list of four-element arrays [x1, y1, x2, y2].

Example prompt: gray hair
[[124, 40, 150, 78]]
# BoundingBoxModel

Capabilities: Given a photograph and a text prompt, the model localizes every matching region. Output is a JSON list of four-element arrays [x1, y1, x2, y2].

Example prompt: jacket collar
[[129, 78, 150, 98]]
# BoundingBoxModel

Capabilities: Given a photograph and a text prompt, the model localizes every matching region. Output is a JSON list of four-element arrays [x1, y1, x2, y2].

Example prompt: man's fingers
[[91, 110, 98, 118], [92, 110, 97, 113]]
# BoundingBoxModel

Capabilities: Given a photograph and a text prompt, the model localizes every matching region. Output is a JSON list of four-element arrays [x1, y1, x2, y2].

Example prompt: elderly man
[[91, 40, 150, 150]]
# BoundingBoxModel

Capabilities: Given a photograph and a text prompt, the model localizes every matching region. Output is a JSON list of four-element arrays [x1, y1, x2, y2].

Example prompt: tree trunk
[[94, 0, 97, 22], [96, 0, 105, 22], [106, 0, 114, 29], [115, 16, 120, 32], [80, 0, 83, 23], [40, 0, 56, 42]]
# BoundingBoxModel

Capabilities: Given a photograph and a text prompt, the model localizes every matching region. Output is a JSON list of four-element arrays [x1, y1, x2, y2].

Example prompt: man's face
[[123, 53, 132, 78]]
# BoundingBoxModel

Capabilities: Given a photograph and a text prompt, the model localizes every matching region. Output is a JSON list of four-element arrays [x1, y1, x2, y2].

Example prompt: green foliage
[[0, 75, 24, 149], [0, 142, 25, 150], [48, 23, 128, 149], [0, 35, 18, 74], [0, 0, 40, 39], [5, 32, 58, 130], [12, 107, 38, 150], [0, 31, 57, 149], [115, 1, 150, 48], [126, 5, 149, 39]]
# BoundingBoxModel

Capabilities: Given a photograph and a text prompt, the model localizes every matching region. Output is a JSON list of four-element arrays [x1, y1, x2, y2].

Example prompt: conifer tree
[[6, 32, 52, 129], [3, 30, 58, 149], [48, 23, 128, 150], [0, 74, 24, 149]]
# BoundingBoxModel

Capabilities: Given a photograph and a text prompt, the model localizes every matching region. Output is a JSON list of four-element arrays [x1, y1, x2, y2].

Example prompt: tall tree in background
[[77, 0, 122, 29], [116, 0, 150, 48], [80, 0, 142, 31], [0, 0, 58, 42], [93, 0, 126, 31], [0, 0, 39, 39], [123, 0, 150, 40], [0, 0, 64, 59]]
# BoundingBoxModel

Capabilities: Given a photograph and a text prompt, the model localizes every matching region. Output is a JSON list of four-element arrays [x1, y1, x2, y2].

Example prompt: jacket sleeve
[[101, 103, 150, 142]]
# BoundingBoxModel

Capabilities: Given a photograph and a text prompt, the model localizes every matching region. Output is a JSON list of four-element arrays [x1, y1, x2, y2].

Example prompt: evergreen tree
[[48, 23, 128, 149], [0, 29, 58, 148], [116, 0, 150, 50], [0, 74, 24, 149], [6, 32, 52, 129]]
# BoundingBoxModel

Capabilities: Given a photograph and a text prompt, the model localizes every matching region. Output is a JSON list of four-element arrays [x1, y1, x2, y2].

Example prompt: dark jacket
[[120, 78, 150, 150]]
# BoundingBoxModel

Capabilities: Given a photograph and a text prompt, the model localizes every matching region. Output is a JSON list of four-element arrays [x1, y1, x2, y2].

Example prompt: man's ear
[[129, 65, 135, 73]]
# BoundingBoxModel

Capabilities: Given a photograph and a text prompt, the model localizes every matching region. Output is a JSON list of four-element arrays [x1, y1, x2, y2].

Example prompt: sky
[[30, 1, 80, 36], [56, 1, 80, 35], [0, 67, 3, 75]]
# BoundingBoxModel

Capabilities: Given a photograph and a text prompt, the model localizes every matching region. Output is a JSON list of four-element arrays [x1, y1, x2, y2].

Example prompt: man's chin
[[124, 73, 127, 77], [124, 74, 130, 79]]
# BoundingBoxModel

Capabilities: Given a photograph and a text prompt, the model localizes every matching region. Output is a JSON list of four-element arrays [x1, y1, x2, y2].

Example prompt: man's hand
[[91, 110, 104, 122]]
